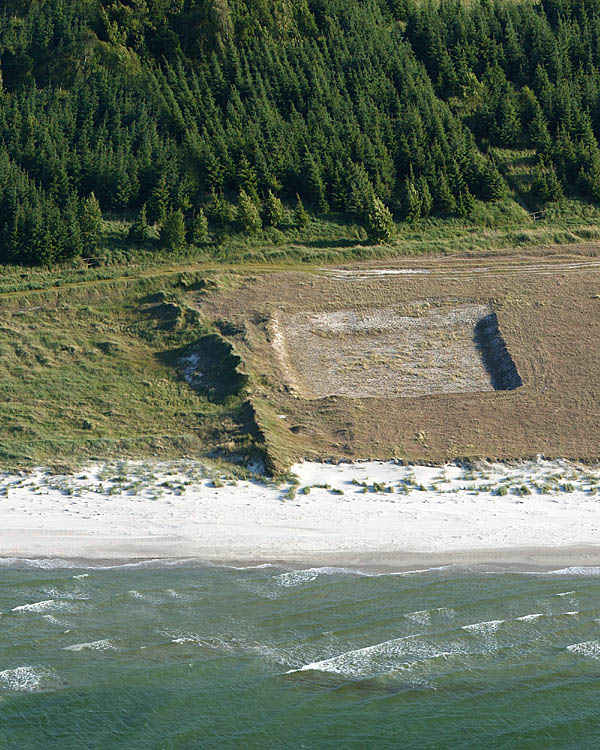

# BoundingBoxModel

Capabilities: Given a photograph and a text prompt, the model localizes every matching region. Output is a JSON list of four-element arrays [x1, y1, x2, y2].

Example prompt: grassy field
[[0, 274, 268, 471]]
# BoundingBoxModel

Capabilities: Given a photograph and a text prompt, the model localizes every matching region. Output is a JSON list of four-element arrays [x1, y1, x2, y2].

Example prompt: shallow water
[[1, 561, 600, 748]]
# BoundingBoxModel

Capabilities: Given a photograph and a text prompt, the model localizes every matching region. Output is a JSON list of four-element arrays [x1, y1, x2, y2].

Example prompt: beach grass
[[0, 280, 259, 470]]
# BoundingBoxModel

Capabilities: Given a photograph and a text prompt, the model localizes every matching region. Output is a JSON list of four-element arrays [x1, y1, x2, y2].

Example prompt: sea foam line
[[63, 639, 116, 652]]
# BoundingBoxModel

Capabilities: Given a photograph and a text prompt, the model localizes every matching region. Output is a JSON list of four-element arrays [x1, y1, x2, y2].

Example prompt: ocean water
[[1, 562, 600, 749]]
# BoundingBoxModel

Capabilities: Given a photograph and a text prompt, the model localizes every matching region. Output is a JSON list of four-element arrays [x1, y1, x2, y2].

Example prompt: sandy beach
[[1, 458, 600, 569]]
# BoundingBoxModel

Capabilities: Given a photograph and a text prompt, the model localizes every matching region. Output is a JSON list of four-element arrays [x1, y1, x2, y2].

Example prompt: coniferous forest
[[1, 0, 600, 265]]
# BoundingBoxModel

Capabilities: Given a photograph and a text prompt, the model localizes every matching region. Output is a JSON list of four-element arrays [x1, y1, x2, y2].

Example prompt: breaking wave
[[0, 666, 61, 692], [63, 639, 117, 652]]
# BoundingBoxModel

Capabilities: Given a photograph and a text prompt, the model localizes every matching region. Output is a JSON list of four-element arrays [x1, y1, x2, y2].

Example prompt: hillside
[[1, 0, 600, 266]]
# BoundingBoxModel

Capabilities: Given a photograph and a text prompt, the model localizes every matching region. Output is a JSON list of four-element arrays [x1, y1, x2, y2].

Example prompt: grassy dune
[[0, 276, 263, 470]]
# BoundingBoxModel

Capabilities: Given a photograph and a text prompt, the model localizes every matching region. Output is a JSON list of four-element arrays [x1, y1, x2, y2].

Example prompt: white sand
[[1, 458, 600, 568]]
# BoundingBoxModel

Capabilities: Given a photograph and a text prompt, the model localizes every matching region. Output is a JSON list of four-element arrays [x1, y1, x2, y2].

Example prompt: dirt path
[[323, 259, 600, 282]]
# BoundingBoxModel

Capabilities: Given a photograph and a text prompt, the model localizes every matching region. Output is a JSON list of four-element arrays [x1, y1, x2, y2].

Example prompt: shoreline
[[2, 543, 600, 574], [1, 458, 600, 572]]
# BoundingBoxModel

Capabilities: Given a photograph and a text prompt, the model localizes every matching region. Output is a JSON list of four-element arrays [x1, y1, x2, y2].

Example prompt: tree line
[[0, 0, 598, 264]]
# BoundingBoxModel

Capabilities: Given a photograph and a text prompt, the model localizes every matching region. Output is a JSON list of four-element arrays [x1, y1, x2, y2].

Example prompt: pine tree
[[494, 95, 521, 147], [348, 163, 376, 220], [401, 176, 422, 222], [128, 204, 151, 244], [294, 194, 309, 228], [478, 161, 506, 201], [366, 195, 394, 242], [80, 192, 102, 250], [456, 187, 476, 218], [159, 209, 186, 251], [301, 152, 328, 213], [149, 173, 170, 225], [263, 190, 284, 227], [62, 202, 84, 260], [207, 189, 234, 226], [532, 158, 564, 203], [417, 176, 433, 217], [189, 208, 209, 244], [237, 155, 259, 203], [237, 189, 262, 234], [434, 170, 456, 215]]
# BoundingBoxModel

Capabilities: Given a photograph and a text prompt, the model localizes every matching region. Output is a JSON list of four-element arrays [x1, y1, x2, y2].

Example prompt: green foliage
[[80, 193, 103, 251], [148, 174, 170, 226], [2, 0, 600, 265], [366, 195, 395, 242], [263, 191, 284, 228], [128, 204, 151, 244], [237, 189, 262, 234], [294, 194, 309, 228], [188, 209, 209, 244], [159, 210, 186, 251], [531, 158, 564, 204]]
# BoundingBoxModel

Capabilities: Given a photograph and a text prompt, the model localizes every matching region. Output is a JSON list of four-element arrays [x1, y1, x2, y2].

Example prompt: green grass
[[0, 281, 259, 470]]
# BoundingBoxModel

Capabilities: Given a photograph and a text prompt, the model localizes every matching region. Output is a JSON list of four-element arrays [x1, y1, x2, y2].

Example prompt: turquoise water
[[1, 561, 600, 749]]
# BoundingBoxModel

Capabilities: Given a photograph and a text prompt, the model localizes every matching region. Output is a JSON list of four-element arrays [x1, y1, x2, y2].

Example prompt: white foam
[[0, 666, 60, 692], [516, 613, 544, 621], [548, 567, 600, 576], [273, 566, 375, 586], [566, 641, 600, 659], [288, 635, 467, 678], [11, 599, 68, 613], [462, 620, 504, 634], [555, 591, 576, 596], [274, 569, 319, 587], [63, 639, 116, 652], [405, 610, 431, 625], [42, 588, 87, 600], [42, 615, 61, 625], [0, 557, 80, 569]]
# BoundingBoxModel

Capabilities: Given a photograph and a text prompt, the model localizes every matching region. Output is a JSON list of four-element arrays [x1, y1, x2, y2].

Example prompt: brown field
[[197, 249, 600, 471]]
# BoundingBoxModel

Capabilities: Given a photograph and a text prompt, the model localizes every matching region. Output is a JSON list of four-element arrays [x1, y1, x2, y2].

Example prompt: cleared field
[[272, 302, 518, 399], [199, 250, 600, 469]]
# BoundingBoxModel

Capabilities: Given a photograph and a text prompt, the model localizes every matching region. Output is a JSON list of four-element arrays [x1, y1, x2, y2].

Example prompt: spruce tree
[[80, 192, 102, 250], [128, 204, 151, 244], [207, 189, 234, 226], [149, 173, 170, 225], [417, 176, 433, 217], [366, 195, 394, 242], [434, 171, 456, 215], [401, 176, 422, 222], [532, 158, 564, 203], [237, 155, 259, 203], [189, 208, 209, 244], [294, 194, 309, 228], [456, 187, 476, 218], [301, 152, 328, 213], [237, 189, 262, 234], [478, 162, 506, 201], [159, 209, 186, 251], [263, 190, 284, 227]]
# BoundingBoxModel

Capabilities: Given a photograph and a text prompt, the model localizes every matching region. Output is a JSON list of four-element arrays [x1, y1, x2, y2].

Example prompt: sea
[[1, 560, 600, 749]]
